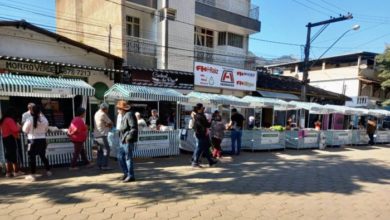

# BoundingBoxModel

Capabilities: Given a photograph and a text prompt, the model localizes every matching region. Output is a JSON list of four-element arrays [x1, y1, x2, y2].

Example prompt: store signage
[[137, 133, 170, 150], [194, 62, 257, 91], [32, 87, 72, 95], [336, 132, 350, 142], [261, 132, 279, 144], [0, 60, 101, 77], [123, 67, 194, 90]]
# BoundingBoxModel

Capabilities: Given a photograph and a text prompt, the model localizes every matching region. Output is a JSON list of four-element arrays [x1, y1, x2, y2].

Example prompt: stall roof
[[257, 90, 299, 100], [186, 91, 249, 107], [0, 73, 95, 98], [368, 109, 390, 117], [104, 84, 188, 102], [289, 101, 335, 114], [242, 96, 291, 110]]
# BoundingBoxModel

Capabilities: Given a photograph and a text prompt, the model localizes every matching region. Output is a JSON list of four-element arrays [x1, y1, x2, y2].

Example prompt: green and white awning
[[242, 96, 292, 110], [104, 84, 188, 102], [0, 73, 95, 98], [186, 91, 249, 107]]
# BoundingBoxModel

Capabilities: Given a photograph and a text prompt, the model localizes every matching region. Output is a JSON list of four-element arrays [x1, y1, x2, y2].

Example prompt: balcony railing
[[196, 0, 259, 20], [346, 96, 380, 107], [194, 45, 256, 70], [127, 36, 156, 57]]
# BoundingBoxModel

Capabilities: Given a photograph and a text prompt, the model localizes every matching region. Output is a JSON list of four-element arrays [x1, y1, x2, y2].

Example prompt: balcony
[[194, 45, 256, 70], [195, 0, 261, 32], [127, 36, 157, 68], [346, 96, 379, 108]]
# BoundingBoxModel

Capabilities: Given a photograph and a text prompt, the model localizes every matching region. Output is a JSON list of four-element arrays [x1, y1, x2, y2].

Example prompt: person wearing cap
[[68, 107, 91, 170], [191, 103, 217, 168], [117, 101, 138, 182], [227, 108, 245, 155], [94, 102, 113, 170]]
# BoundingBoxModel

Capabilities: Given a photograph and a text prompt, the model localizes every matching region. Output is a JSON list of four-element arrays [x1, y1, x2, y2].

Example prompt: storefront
[[0, 73, 95, 167], [104, 83, 188, 158]]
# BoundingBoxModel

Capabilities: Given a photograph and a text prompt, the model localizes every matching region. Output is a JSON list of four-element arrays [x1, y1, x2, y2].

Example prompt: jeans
[[28, 138, 50, 174], [231, 130, 242, 155], [70, 141, 89, 167], [368, 133, 375, 145], [192, 134, 213, 165], [95, 136, 110, 168], [117, 142, 135, 178]]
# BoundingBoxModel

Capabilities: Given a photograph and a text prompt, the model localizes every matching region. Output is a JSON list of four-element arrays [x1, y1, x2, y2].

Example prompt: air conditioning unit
[[160, 7, 177, 21]]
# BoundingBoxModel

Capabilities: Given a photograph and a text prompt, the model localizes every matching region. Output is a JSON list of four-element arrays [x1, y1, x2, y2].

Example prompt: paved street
[[1, 145, 390, 220]]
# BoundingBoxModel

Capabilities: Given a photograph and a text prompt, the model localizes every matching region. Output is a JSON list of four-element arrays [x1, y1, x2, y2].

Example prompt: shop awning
[[242, 96, 292, 110], [368, 109, 390, 117], [257, 90, 300, 100], [0, 73, 95, 98], [104, 84, 188, 102], [324, 104, 368, 115], [186, 91, 249, 107], [289, 101, 334, 114]]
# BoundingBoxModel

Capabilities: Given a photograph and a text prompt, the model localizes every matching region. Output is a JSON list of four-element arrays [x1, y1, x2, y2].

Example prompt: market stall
[[180, 91, 249, 152], [368, 109, 390, 144], [284, 101, 334, 149], [0, 73, 95, 167], [104, 83, 187, 158], [240, 96, 290, 150]]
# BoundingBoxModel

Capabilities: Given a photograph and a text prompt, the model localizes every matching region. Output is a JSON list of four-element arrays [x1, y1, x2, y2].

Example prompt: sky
[[0, 0, 390, 61]]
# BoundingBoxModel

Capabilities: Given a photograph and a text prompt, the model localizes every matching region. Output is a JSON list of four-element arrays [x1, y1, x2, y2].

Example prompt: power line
[[291, 0, 332, 17]]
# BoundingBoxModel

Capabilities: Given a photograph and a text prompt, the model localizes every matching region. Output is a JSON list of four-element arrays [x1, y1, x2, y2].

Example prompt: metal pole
[[176, 102, 179, 129], [72, 97, 75, 117], [272, 108, 275, 126]]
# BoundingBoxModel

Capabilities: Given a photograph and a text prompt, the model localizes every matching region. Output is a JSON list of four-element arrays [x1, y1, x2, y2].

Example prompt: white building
[[56, 0, 261, 72], [265, 52, 389, 108]]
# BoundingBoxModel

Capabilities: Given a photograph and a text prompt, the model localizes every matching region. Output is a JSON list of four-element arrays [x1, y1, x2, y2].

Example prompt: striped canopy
[[0, 73, 95, 98], [289, 101, 335, 114], [242, 96, 292, 110], [104, 84, 188, 102], [186, 91, 249, 107]]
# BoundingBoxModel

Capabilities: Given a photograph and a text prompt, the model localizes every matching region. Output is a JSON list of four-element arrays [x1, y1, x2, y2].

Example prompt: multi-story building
[[56, 0, 261, 72], [264, 52, 389, 108]]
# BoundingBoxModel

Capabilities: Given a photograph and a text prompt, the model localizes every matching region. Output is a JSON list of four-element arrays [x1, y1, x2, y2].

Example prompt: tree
[[375, 47, 390, 106]]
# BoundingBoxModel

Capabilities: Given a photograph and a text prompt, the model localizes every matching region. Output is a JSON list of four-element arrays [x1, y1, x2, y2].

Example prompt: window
[[217, 32, 244, 48], [126, 16, 140, 37], [194, 26, 214, 48]]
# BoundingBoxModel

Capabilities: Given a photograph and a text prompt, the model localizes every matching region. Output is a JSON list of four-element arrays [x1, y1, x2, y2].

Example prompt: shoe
[[120, 175, 127, 181], [13, 171, 25, 177], [46, 171, 53, 177], [69, 167, 79, 171], [101, 166, 113, 171], [25, 174, 36, 181], [123, 176, 135, 182], [5, 173, 13, 178], [191, 163, 202, 168], [209, 159, 218, 167]]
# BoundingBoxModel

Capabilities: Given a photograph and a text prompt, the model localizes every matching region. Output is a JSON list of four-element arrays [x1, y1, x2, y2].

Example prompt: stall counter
[[285, 130, 320, 149]]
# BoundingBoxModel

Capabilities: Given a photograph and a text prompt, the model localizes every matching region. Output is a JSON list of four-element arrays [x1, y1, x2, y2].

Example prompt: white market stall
[[241, 96, 291, 150], [104, 83, 188, 158], [180, 91, 250, 152], [0, 73, 95, 167], [368, 109, 390, 144], [284, 101, 335, 149]]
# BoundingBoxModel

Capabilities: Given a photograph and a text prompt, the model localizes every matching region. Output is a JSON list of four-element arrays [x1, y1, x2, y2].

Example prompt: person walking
[[22, 105, 51, 181], [367, 117, 377, 145], [227, 108, 245, 155], [117, 101, 138, 182], [94, 103, 113, 170], [0, 107, 24, 178], [68, 107, 91, 170], [210, 110, 225, 158], [191, 103, 217, 168]]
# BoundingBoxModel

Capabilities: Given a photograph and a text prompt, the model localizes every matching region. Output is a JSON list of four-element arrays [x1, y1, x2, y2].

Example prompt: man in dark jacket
[[367, 117, 377, 145], [191, 103, 217, 168], [117, 101, 138, 182]]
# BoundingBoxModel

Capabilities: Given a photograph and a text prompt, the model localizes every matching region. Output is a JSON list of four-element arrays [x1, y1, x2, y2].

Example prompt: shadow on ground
[[1, 145, 389, 206]]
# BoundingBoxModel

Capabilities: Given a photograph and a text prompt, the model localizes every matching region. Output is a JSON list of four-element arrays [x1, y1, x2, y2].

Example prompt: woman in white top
[[22, 105, 51, 181]]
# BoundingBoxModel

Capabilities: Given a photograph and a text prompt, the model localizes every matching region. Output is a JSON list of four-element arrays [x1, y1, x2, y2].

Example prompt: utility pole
[[301, 14, 353, 102]]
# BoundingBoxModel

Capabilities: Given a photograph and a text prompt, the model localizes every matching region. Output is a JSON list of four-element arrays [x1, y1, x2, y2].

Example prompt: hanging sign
[[194, 62, 257, 91]]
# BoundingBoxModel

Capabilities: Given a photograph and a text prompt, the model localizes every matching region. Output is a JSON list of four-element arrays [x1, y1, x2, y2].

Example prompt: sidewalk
[[1, 145, 390, 220]]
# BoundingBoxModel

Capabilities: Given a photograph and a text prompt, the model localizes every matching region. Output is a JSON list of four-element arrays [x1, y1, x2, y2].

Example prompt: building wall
[[56, 0, 124, 58], [0, 26, 113, 68]]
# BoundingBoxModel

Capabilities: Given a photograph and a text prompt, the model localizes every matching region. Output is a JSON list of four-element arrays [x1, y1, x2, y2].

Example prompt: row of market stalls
[[1, 73, 390, 167]]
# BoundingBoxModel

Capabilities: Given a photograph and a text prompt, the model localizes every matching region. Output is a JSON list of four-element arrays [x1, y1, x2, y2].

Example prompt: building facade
[[56, 0, 261, 72], [265, 52, 388, 108]]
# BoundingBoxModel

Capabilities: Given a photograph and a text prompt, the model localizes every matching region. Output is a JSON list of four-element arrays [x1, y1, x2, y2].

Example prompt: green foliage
[[375, 47, 390, 106]]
